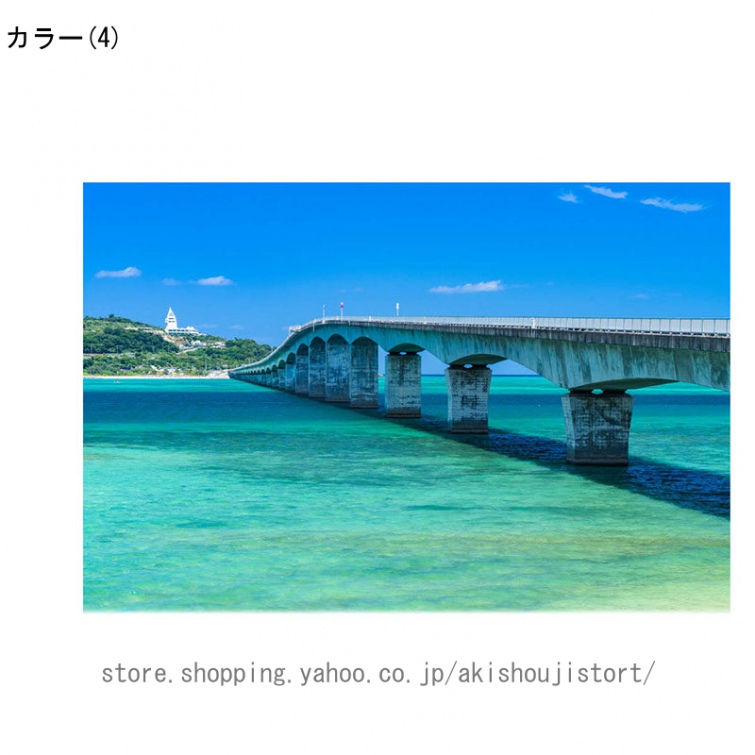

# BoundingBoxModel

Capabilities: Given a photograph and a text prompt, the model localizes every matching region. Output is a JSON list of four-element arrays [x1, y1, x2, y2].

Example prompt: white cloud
[[640, 197, 704, 213], [95, 266, 141, 279], [430, 280, 505, 294], [558, 192, 578, 203], [163, 275, 234, 286], [195, 276, 234, 286], [630, 293, 651, 300], [584, 185, 627, 199]]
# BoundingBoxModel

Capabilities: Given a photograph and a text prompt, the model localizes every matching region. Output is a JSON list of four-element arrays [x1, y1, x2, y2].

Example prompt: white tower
[[165, 307, 178, 332], [164, 307, 200, 335]]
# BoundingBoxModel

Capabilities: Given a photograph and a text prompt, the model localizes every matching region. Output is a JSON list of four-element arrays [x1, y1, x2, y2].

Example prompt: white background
[[2, 2, 751, 752]]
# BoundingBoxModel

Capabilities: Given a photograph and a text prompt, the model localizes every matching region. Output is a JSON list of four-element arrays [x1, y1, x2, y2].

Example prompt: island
[[83, 314, 271, 377]]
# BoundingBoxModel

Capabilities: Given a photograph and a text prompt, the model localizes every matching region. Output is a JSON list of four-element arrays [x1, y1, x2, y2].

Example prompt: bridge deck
[[244, 316, 730, 373]]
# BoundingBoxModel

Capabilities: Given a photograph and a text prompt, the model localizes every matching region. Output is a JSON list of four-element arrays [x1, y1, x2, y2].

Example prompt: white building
[[164, 307, 201, 335]]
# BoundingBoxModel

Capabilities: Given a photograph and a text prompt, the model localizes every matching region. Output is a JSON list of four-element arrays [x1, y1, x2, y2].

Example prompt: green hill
[[83, 315, 271, 376]]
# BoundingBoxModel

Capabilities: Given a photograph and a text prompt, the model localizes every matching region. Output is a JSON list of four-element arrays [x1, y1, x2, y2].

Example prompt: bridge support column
[[562, 390, 634, 465], [349, 339, 378, 408], [385, 353, 421, 417], [285, 362, 296, 391], [273, 369, 282, 388], [326, 337, 350, 402], [309, 340, 326, 398], [445, 365, 491, 433], [295, 355, 309, 395]]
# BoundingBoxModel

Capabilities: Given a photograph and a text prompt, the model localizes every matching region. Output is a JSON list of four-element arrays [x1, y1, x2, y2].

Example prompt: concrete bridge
[[229, 316, 730, 465]]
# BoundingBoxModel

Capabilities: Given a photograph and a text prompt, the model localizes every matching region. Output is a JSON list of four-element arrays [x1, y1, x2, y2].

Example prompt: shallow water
[[83, 377, 729, 610]]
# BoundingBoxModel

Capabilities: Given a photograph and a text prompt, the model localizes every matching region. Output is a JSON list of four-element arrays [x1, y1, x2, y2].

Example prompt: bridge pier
[[326, 336, 350, 402], [285, 362, 296, 391], [385, 352, 421, 417], [350, 338, 378, 408], [562, 390, 634, 465], [308, 339, 326, 398], [295, 354, 309, 395], [445, 365, 492, 433]]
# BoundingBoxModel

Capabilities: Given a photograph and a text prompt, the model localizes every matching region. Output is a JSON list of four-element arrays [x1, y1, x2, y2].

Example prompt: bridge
[[229, 316, 730, 465]]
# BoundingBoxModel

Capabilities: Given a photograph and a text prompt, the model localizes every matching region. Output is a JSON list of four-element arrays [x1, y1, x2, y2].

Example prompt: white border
[[2, 2, 748, 751]]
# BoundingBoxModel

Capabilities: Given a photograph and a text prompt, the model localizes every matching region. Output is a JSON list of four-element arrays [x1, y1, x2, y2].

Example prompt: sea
[[83, 376, 730, 611]]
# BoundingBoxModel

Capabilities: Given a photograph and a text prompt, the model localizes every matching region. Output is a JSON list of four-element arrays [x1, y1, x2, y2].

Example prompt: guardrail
[[291, 316, 730, 336]]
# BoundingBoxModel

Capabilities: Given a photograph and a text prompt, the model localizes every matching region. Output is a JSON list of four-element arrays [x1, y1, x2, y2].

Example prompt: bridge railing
[[292, 316, 730, 336]]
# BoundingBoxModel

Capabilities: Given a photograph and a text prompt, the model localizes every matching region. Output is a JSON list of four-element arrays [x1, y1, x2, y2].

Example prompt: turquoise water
[[83, 377, 729, 611]]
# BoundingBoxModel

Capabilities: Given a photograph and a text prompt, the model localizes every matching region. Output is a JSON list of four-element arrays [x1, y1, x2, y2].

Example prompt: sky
[[84, 183, 729, 373]]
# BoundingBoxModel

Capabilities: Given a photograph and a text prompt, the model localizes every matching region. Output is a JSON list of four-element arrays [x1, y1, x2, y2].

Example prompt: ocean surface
[[83, 377, 730, 611]]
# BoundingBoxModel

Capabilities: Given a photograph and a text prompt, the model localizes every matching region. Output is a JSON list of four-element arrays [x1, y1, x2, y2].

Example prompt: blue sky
[[84, 183, 729, 372]]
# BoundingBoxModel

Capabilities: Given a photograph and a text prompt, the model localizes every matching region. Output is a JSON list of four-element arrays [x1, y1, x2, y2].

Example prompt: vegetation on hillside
[[83, 315, 271, 376]]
